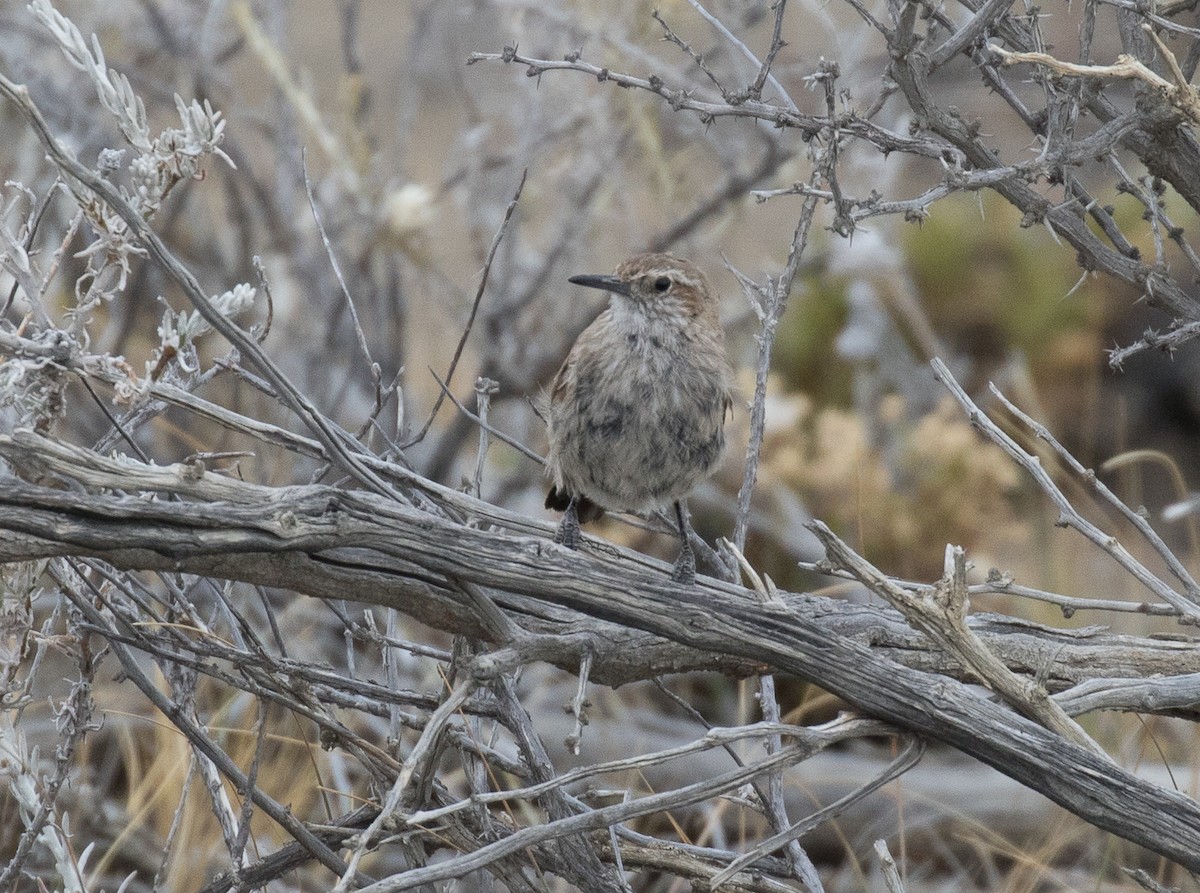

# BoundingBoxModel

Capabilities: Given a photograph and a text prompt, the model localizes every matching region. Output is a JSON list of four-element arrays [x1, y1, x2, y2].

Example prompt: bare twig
[[467, 47, 957, 159], [990, 39, 1200, 124], [752, 0, 791, 101], [932, 357, 1200, 623], [361, 740, 825, 892], [563, 648, 592, 755], [61, 572, 370, 883], [430, 368, 545, 465], [684, 0, 799, 111], [652, 9, 728, 95], [471, 376, 499, 497], [811, 525, 1107, 755], [402, 168, 526, 448], [302, 151, 380, 389], [991, 383, 1200, 609], [874, 839, 908, 893], [933, 0, 1017, 67], [0, 73, 405, 503], [729, 171, 821, 558], [709, 737, 923, 886], [727, 539, 823, 890], [332, 675, 480, 893]]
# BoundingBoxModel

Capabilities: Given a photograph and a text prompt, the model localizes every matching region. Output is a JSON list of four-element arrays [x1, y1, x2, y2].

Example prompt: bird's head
[[568, 253, 716, 321]]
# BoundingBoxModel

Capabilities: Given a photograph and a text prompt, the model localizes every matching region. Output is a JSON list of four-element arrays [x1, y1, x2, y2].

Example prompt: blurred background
[[3, 0, 1200, 890]]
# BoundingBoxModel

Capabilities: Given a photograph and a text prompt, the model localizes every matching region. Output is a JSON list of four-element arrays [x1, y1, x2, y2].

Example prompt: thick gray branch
[[1, 433, 1198, 694], [4, 433, 1200, 871]]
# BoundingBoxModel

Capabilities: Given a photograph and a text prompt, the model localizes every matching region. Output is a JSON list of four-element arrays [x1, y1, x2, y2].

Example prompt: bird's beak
[[568, 273, 631, 297]]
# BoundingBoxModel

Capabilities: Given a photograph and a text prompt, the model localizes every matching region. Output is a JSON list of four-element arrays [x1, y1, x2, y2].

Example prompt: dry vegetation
[[5, 0, 1200, 891]]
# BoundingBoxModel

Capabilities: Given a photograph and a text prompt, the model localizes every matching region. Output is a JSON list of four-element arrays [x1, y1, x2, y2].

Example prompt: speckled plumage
[[544, 253, 732, 582]]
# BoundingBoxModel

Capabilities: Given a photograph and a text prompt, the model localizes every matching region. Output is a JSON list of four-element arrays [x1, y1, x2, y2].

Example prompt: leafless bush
[[4, 1, 1200, 891]]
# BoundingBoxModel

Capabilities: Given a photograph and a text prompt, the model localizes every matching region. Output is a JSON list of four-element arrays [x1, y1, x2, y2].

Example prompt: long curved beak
[[568, 273, 631, 297]]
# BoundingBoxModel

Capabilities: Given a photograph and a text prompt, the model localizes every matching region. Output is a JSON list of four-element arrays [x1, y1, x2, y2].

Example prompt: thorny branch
[[472, 0, 1200, 361], [466, 46, 960, 159], [991, 29, 1200, 126]]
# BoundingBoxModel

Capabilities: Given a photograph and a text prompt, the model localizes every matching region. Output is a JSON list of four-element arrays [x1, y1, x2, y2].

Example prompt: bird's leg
[[671, 500, 697, 585], [554, 496, 583, 550]]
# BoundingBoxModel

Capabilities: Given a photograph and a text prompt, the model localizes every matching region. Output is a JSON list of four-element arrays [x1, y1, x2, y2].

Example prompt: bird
[[544, 252, 733, 584]]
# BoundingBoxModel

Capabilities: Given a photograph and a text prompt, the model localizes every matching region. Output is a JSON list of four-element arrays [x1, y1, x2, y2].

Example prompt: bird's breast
[[548, 317, 729, 511]]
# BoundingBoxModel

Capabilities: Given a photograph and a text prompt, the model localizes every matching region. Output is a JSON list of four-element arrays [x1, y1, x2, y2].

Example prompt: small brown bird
[[545, 253, 733, 584]]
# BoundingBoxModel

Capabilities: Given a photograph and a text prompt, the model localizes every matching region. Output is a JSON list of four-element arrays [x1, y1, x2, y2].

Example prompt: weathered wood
[[3, 469, 1199, 692], [3, 432, 1200, 871]]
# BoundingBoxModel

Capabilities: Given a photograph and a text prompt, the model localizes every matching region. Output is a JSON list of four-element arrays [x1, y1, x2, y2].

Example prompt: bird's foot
[[554, 500, 583, 550], [671, 546, 697, 585], [554, 521, 582, 550], [671, 500, 698, 585]]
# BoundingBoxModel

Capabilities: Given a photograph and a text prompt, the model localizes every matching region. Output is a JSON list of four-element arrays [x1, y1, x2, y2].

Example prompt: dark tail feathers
[[545, 486, 605, 523]]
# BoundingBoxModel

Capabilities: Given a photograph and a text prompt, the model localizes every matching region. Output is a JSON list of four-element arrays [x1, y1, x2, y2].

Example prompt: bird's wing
[[549, 349, 576, 406], [549, 308, 610, 406]]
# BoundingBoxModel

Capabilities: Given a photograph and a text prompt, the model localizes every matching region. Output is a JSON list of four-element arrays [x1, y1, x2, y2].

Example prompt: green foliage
[[906, 193, 1110, 357], [770, 265, 853, 406]]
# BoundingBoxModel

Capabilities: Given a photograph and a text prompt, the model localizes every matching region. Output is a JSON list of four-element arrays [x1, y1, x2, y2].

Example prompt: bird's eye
[[653, 276, 671, 292]]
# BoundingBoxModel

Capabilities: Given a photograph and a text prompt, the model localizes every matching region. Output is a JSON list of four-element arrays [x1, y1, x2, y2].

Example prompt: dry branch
[[2, 430, 1198, 694], [814, 527, 1105, 755], [991, 30, 1200, 126], [9, 0, 1200, 887], [4, 430, 1200, 871]]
